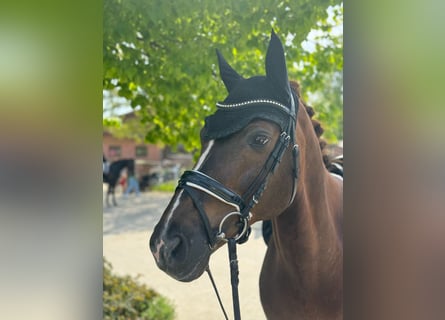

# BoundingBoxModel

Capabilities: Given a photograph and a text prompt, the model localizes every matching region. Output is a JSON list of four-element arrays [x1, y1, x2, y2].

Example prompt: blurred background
[[0, 0, 444, 319]]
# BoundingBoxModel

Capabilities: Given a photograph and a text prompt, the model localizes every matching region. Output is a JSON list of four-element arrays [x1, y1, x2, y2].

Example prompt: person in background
[[124, 168, 140, 197], [103, 155, 110, 175], [119, 170, 127, 193]]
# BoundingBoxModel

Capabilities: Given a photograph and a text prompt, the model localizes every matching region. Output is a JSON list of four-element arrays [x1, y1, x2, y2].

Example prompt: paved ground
[[103, 187, 268, 319]]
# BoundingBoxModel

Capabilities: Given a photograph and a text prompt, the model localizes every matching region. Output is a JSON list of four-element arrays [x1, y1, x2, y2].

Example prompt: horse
[[103, 158, 135, 207], [150, 30, 342, 319]]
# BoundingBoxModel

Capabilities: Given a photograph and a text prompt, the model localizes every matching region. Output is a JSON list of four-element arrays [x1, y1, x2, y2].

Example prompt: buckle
[[216, 212, 249, 243]]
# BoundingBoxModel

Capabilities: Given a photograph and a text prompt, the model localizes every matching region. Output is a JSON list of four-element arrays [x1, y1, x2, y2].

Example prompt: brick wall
[[103, 133, 164, 177]]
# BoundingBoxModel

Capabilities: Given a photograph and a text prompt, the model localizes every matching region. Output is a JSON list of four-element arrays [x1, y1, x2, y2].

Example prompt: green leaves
[[103, 117, 122, 128], [103, 258, 175, 319], [104, 0, 343, 151]]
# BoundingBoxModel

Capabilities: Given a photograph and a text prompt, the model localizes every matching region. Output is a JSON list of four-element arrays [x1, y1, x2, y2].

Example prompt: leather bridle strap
[[205, 239, 241, 320], [228, 238, 241, 320], [206, 266, 229, 320], [241, 130, 292, 218], [242, 91, 299, 212], [183, 186, 216, 247]]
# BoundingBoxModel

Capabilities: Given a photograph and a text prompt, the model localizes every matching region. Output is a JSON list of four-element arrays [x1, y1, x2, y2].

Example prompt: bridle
[[175, 92, 300, 319]]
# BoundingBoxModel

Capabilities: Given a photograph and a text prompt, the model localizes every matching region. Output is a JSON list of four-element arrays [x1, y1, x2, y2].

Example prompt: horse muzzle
[[149, 224, 210, 282]]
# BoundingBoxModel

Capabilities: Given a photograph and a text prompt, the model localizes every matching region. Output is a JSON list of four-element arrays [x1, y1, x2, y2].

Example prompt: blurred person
[[118, 170, 127, 193], [124, 170, 140, 197], [103, 155, 110, 175]]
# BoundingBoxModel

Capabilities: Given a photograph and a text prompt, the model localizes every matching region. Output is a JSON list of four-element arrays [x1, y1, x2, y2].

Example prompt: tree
[[104, 0, 343, 151]]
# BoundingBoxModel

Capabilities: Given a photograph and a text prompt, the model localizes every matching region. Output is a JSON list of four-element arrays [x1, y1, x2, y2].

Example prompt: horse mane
[[289, 81, 342, 172]]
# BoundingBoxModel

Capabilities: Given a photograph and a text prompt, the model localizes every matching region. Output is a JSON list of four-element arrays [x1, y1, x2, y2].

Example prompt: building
[[103, 112, 193, 179]]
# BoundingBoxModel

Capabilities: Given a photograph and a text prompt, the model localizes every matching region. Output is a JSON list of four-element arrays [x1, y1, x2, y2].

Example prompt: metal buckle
[[280, 132, 291, 146], [216, 212, 249, 242]]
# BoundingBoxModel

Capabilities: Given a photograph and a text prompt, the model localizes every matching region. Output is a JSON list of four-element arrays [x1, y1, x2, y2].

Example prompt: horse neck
[[108, 160, 131, 180], [117, 160, 132, 171], [273, 106, 342, 266]]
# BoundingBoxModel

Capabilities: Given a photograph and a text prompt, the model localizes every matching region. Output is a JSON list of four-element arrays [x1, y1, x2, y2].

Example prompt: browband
[[216, 99, 293, 115]]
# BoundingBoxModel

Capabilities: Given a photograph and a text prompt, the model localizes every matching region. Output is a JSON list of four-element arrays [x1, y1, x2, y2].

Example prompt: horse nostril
[[162, 235, 188, 265], [170, 236, 181, 255]]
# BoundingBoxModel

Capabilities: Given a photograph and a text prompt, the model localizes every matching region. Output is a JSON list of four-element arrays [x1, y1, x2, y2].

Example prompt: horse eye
[[251, 135, 270, 146]]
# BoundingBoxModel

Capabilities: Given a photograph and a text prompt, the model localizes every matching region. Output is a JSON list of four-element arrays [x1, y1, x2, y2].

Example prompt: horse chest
[[259, 245, 342, 319]]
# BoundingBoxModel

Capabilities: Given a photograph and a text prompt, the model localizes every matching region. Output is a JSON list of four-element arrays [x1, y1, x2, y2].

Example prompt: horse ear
[[216, 49, 243, 92], [265, 29, 291, 97]]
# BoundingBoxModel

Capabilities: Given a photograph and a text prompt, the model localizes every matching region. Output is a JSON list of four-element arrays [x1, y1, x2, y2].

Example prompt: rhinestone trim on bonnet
[[216, 99, 289, 112]]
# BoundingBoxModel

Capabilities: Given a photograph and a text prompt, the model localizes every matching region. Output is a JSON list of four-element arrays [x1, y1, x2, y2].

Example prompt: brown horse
[[150, 30, 342, 319]]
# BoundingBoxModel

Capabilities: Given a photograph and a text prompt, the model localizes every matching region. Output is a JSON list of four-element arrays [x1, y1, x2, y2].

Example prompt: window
[[109, 145, 121, 157], [135, 145, 148, 157]]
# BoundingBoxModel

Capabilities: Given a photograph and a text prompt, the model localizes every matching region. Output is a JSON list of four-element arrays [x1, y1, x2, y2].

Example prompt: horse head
[[150, 30, 300, 282]]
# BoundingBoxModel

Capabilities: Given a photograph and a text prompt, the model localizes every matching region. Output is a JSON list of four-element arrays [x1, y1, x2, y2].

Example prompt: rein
[[175, 93, 299, 320]]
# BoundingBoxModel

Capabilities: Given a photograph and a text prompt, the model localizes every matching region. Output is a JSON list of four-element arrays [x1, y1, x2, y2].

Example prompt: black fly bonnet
[[177, 30, 300, 247], [204, 76, 296, 139]]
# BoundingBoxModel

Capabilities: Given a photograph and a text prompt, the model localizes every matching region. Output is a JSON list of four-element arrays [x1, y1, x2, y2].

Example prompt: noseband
[[178, 170, 249, 247]]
